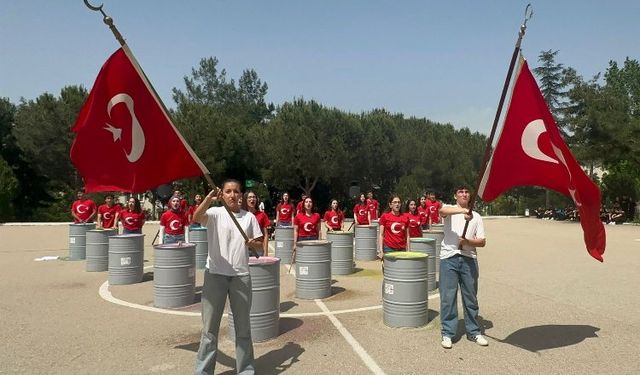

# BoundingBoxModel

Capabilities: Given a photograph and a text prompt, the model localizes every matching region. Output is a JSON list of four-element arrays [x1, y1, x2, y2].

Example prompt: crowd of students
[[533, 200, 635, 224]]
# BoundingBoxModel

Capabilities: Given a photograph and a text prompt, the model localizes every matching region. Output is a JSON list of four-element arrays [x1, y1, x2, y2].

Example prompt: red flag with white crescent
[[70, 46, 208, 192], [478, 57, 606, 262]]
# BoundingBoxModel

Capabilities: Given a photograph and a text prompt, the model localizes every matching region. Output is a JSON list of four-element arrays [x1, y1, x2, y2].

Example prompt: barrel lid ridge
[[409, 238, 436, 243], [154, 242, 196, 249], [112, 234, 145, 238], [326, 231, 353, 235], [249, 256, 280, 265], [384, 251, 428, 259]]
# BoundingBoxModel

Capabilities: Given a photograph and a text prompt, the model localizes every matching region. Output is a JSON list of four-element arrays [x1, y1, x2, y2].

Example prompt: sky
[[1, 1, 638, 135]]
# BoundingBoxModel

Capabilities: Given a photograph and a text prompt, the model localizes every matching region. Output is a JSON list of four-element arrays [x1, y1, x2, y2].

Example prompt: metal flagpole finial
[[516, 3, 534, 48], [83, 0, 126, 46]]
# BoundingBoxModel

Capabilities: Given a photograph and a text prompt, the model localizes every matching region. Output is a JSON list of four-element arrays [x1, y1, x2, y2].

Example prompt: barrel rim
[[384, 251, 428, 260]]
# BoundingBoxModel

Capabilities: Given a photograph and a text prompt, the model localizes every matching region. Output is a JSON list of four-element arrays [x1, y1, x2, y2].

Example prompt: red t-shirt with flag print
[[254, 210, 271, 231], [426, 200, 442, 224], [71, 199, 96, 223], [277, 203, 294, 223], [160, 210, 188, 235], [417, 205, 429, 225], [353, 204, 369, 225], [367, 198, 380, 220], [323, 210, 344, 231], [379, 212, 409, 250], [294, 213, 321, 239], [98, 203, 121, 228], [119, 210, 145, 231], [404, 212, 423, 238]]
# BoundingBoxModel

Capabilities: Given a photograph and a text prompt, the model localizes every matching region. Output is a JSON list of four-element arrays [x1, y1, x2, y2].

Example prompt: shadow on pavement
[[280, 301, 298, 312], [218, 341, 305, 375], [278, 317, 303, 335], [489, 324, 600, 353]]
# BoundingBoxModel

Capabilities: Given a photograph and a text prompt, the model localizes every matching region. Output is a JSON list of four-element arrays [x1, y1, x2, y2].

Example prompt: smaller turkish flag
[[70, 46, 207, 192], [478, 58, 606, 262]]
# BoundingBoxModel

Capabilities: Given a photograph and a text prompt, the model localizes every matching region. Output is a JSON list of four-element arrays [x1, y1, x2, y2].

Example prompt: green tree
[[533, 50, 572, 133], [0, 157, 18, 221]]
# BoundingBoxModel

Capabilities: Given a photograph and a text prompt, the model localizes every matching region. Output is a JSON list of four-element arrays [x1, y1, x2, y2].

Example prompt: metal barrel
[[274, 226, 294, 264], [68, 223, 96, 260], [383, 251, 429, 328], [229, 256, 281, 342], [295, 240, 332, 299], [409, 238, 437, 292], [354, 224, 377, 261], [430, 223, 444, 230], [422, 229, 444, 274], [85, 228, 115, 272], [108, 234, 145, 285], [153, 243, 196, 308], [189, 227, 208, 270], [326, 231, 354, 275]]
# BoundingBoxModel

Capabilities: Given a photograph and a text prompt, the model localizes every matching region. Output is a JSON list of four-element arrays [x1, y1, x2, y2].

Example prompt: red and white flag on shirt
[[70, 46, 208, 192], [478, 57, 606, 262]]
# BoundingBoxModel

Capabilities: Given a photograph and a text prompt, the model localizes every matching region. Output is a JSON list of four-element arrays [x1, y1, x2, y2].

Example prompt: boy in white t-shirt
[[438, 185, 487, 349], [193, 179, 264, 375]]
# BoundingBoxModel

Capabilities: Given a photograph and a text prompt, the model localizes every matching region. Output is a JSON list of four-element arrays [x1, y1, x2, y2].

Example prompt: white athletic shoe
[[441, 336, 453, 349], [470, 334, 489, 346]]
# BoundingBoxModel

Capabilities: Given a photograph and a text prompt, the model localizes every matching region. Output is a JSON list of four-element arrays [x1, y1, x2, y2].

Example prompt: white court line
[[316, 299, 386, 375]]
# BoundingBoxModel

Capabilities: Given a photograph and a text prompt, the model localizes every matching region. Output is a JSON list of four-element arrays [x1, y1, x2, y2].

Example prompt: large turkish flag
[[70, 47, 207, 193], [478, 58, 606, 262]]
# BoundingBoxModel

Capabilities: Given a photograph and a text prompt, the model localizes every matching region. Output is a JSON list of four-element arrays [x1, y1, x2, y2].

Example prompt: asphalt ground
[[1, 218, 639, 374]]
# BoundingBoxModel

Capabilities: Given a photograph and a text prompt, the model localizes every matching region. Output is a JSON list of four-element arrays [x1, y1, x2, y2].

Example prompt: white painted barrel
[[189, 227, 208, 270], [409, 238, 437, 292], [108, 234, 144, 285], [153, 243, 196, 308], [326, 231, 354, 275], [295, 240, 332, 299], [354, 224, 377, 261], [229, 256, 280, 342], [423, 229, 444, 274], [274, 226, 294, 264], [383, 251, 429, 328], [69, 223, 96, 260], [85, 228, 115, 272]]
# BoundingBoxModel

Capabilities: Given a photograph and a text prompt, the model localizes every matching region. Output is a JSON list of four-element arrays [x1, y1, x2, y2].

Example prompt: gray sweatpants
[[194, 272, 254, 375]]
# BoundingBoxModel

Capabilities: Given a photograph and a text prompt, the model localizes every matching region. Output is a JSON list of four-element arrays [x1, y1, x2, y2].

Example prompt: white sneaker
[[470, 334, 488, 346], [441, 336, 452, 349]]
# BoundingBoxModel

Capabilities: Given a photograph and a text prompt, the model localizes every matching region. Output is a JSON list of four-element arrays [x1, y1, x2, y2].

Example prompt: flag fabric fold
[[478, 58, 606, 262], [70, 46, 207, 193]]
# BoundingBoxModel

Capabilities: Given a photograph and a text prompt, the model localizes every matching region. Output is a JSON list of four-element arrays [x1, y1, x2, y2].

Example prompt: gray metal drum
[[354, 225, 377, 261], [189, 227, 208, 269], [423, 229, 444, 274], [409, 238, 437, 292], [383, 252, 429, 328], [68, 223, 96, 260], [153, 243, 196, 308], [274, 226, 294, 264], [295, 240, 332, 299], [326, 231, 354, 275], [229, 256, 280, 342], [108, 234, 144, 285], [85, 228, 116, 272], [430, 223, 444, 230]]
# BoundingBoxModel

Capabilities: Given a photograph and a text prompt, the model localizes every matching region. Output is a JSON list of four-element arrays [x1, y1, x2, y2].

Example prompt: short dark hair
[[222, 179, 242, 191], [454, 185, 471, 193], [105, 194, 114, 199]]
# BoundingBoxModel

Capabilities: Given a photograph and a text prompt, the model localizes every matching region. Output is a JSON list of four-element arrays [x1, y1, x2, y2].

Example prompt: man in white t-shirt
[[438, 185, 487, 349], [193, 179, 264, 375]]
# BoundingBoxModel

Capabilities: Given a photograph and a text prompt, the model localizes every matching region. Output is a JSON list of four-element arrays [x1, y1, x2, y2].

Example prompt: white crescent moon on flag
[[124, 216, 135, 225], [107, 93, 146, 163], [358, 209, 366, 216], [303, 222, 313, 232], [103, 212, 111, 220], [331, 216, 339, 224], [521, 119, 559, 164], [390, 222, 402, 234], [77, 204, 88, 214], [169, 219, 181, 231], [281, 208, 290, 215]]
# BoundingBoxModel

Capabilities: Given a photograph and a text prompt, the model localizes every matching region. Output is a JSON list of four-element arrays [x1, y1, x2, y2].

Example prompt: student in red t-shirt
[[187, 194, 203, 227], [294, 197, 321, 242], [404, 199, 423, 238], [116, 197, 145, 234], [378, 195, 409, 257], [426, 192, 443, 225], [418, 194, 429, 229], [160, 196, 189, 244], [296, 194, 307, 215], [323, 199, 345, 234], [71, 190, 97, 223], [276, 192, 294, 227], [366, 191, 380, 221], [97, 194, 121, 229], [353, 193, 370, 225], [243, 190, 271, 256]]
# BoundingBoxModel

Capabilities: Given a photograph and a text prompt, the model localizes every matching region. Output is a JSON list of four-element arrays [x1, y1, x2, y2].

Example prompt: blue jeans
[[195, 272, 254, 375], [163, 233, 185, 244], [298, 236, 318, 241], [383, 246, 405, 253], [122, 228, 141, 234], [439, 254, 481, 338]]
